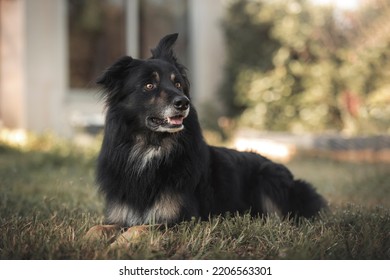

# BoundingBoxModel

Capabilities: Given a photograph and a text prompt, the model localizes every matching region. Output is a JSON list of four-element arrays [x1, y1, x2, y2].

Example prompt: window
[[67, 0, 189, 89], [67, 0, 126, 89]]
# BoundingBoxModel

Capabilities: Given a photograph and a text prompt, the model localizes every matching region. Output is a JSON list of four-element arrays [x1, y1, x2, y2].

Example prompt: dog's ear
[[97, 56, 137, 104], [151, 33, 179, 61], [97, 56, 133, 90], [151, 33, 191, 96]]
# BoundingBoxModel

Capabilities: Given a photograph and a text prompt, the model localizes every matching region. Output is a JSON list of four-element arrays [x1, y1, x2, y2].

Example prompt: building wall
[[0, 0, 69, 135], [0, 0, 27, 129], [25, 0, 69, 135], [189, 0, 226, 116]]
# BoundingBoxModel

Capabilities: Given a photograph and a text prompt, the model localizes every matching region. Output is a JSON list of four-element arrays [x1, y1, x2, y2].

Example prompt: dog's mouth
[[150, 115, 185, 126], [147, 114, 187, 133]]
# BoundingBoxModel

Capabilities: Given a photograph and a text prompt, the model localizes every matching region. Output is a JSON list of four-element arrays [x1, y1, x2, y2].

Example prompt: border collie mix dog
[[87, 34, 327, 241]]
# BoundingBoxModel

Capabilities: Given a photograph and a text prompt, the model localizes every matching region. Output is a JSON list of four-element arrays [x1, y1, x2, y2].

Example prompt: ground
[[0, 134, 389, 259]]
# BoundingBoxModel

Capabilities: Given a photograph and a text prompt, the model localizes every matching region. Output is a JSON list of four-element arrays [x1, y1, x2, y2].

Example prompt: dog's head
[[97, 34, 191, 133]]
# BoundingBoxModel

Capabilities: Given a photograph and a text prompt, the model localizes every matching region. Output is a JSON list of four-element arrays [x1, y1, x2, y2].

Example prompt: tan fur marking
[[152, 71, 160, 82], [170, 72, 176, 82], [84, 224, 121, 242]]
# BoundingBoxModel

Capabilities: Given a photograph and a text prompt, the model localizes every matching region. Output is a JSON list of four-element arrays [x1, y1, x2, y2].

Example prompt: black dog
[[95, 34, 327, 230]]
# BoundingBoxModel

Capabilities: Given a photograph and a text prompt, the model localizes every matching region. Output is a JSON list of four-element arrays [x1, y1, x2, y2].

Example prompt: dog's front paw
[[84, 224, 121, 243], [109, 225, 150, 249]]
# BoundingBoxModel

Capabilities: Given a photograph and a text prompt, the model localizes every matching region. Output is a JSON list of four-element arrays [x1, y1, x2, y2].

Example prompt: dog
[[86, 34, 327, 242]]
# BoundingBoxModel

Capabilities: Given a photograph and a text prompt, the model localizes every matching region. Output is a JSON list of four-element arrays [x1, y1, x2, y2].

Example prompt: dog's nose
[[173, 96, 190, 111]]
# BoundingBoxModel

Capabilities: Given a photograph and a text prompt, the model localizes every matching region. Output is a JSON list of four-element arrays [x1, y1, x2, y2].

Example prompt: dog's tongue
[[168, 116, 184, 125]]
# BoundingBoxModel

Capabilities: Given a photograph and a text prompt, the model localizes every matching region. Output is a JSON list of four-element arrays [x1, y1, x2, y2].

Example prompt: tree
[[220, 0, 390, 134]]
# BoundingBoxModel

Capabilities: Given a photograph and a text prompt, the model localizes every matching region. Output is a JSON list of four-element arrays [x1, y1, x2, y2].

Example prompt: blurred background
[[1, 0, 390, 162]]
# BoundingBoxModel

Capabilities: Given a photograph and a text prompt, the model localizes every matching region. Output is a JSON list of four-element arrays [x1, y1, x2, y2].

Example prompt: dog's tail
[[288, 180, 328, 219]]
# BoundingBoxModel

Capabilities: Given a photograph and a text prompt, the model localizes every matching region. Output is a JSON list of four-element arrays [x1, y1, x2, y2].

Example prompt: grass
[[0, 134, 389, 259]]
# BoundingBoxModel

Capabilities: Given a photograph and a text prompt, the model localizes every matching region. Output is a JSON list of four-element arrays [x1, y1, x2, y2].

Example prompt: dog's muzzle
[[146, 96, 190, 133]]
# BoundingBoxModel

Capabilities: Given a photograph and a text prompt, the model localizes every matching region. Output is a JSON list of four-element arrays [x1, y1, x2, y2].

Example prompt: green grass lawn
[[0, 135, 389, 259]]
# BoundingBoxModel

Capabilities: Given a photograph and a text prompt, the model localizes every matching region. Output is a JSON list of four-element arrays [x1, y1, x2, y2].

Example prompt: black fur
[[96, 33, 327, 227]]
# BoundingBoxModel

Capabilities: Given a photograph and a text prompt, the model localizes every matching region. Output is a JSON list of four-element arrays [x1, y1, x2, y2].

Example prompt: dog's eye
[[174, 82, 182, 89], [144, 83, 155, 91]]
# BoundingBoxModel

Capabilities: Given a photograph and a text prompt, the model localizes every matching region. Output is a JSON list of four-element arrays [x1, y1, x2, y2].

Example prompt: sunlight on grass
[[0, 128, 28, 147]]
